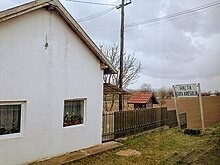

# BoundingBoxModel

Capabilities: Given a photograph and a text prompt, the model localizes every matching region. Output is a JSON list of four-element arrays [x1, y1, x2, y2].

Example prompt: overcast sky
[[1, 0, 220, 92]]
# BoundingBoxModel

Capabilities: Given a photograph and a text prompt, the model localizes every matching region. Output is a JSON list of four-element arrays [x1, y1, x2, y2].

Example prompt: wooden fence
[[102, 107, 187, 142], [102, 111, 114, 142], [114, 108, 167, 138], [167, 109, 187, 129]]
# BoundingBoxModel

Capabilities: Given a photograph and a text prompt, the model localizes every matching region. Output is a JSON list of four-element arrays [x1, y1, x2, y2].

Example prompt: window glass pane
[[63, 100, 84, 127], [0, 104, 21, 135]]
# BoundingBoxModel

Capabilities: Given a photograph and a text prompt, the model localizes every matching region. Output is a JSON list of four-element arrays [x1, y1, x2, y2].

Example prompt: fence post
[[114, 111, 116, 139]]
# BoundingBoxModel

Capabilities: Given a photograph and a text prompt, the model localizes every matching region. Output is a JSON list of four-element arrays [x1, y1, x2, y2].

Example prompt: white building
[[0, 0, 116, 164]]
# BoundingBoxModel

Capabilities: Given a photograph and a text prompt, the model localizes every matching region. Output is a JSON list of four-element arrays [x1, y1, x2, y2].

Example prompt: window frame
[[0, 101, 25, 140], [63, 98, 86, 128]]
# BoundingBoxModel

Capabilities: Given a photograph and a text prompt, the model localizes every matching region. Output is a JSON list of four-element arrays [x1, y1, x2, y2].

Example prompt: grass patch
[[68, 123, 220, 165]]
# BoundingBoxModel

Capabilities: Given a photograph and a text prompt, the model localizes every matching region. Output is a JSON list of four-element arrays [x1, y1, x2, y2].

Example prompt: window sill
[[63, 123, 86, 129], [0, 132, 24, 141]]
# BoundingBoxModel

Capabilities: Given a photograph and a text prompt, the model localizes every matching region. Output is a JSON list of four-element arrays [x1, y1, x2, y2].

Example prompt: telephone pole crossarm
[[116, 0, 131, 9]]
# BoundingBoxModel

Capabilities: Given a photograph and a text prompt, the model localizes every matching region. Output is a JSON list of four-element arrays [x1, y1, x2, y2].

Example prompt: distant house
[[0, 0, 116, 165], [128, 92, 159, 109]]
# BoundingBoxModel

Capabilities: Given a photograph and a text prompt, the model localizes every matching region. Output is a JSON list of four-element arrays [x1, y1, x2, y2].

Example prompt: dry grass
[[68, 123, 220, 165]]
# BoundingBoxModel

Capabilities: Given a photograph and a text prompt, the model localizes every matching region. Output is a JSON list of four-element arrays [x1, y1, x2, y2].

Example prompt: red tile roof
[[128, 92, 159, 104]]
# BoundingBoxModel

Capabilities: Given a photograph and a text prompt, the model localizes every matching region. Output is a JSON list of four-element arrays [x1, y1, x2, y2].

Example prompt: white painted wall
[[0, 8, 103, 165]]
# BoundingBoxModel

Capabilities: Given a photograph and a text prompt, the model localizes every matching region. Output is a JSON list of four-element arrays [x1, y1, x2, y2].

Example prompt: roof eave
[[53, 2, 117, 74], [0, 0, 52, 22]]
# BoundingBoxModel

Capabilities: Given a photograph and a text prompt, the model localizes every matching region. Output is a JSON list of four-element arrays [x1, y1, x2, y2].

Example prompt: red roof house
[[128, 92, 159, 109]]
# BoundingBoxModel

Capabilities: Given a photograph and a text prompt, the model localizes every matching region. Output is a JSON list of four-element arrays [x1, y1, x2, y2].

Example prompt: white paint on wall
[[0, 8, 103, 165]]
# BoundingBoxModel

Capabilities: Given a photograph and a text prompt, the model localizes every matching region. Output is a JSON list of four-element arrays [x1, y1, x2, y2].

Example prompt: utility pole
[[118, 0, 131, 111], [118, 0, 125, 111]]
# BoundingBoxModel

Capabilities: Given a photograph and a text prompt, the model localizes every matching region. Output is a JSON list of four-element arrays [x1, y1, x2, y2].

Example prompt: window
[[63, 99, 85, 127], [0, 102, 24, 136]]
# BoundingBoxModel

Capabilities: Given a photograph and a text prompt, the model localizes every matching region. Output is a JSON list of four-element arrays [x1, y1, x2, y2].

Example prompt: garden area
[[70, 123, 220, 165]]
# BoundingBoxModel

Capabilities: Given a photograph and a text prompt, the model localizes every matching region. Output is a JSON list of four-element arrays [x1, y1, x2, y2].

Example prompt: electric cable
[[125, 0, 220, 28], [77, 7, 116, 22], [66, 0, 116, 7]]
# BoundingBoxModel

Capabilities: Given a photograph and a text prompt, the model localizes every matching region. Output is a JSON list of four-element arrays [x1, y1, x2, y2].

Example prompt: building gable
[[0, 0, 116, 74]]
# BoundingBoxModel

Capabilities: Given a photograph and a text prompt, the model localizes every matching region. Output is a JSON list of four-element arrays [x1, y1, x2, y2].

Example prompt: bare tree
[[139, 83, 152, 92], [100, 43, 142, 88], [158, 87, 167, 107], [214, 90, 220, 96], [157, 87, 173, 107], [201, 91, 211, 96]]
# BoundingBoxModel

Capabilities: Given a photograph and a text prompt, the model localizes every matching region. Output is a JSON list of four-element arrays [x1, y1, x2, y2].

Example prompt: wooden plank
[[173, 85, 181, 129], [198, 83, 205, 132]]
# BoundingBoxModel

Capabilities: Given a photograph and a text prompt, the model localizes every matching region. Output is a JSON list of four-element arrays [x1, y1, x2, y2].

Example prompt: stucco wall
[[0, 8, 103, 165]]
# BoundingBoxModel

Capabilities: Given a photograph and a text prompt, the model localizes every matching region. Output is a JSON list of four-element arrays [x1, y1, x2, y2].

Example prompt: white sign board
[[172, 83, 205, 132], [174, 84, 198, 98]]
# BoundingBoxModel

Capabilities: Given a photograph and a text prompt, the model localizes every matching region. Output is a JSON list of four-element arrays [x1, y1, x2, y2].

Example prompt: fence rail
[[102, 108, 187, 142]]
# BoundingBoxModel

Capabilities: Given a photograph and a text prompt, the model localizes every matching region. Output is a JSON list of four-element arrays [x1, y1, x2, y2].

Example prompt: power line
[[124, 21, 166, 32], [125, 0, 220, 28], [124, 9, 201, 32], [66, 0, 116, 7], [77, 7, 115, 22], [83, 26, 119, 32], [70, 0, 220, 33]]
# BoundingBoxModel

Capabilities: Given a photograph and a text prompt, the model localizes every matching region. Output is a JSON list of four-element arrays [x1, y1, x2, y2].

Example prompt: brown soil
[[115, 149, 142, 157]]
